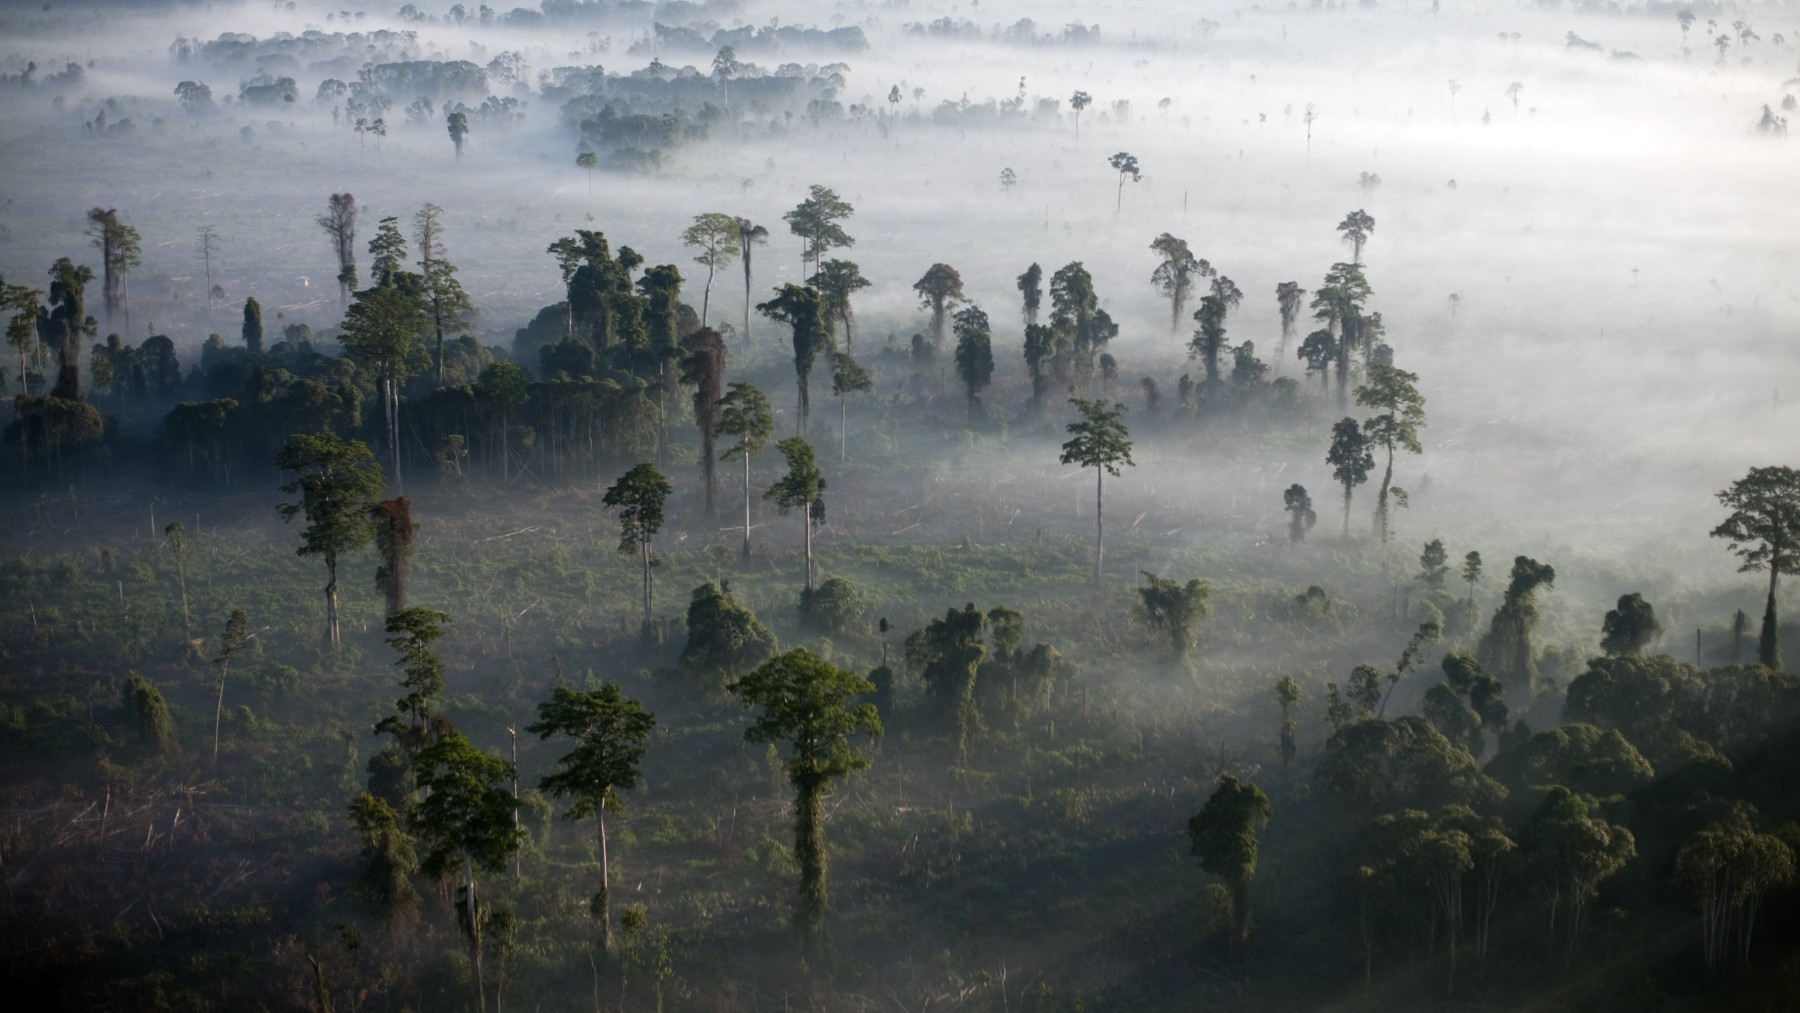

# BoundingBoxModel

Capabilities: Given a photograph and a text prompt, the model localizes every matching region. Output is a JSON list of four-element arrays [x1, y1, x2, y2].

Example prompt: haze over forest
[[1, 0, 1798, 1010]]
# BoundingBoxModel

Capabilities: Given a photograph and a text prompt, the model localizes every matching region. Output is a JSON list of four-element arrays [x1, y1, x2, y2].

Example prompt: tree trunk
[[741, 452, 752, 561], [1376, 444, 1394, 561], [212, 667, 226, 764], [1093, 467, 1104, 585], [598, 805, 613, 953], [640, 536, 652, 626], [840, 395, 848, 463], [701, 266, 713, 328], [742, 251, 753, 344], [1341, 482, 1353, 539], [794, 777, 826, 955], [325, 555, 340, 646], [466, 852, 486, 1013], [803, 500, 815, 590], [1760, 563, 1781, 671]]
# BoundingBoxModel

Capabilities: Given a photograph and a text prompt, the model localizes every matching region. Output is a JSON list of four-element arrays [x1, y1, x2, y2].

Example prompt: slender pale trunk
[[212, 666, 227, 764], [742, 249, 753, 343], [387, 377, 404, 495], [1093, 467, 1104, 585], [1342, 483, 1353, 539], [701, 266, 713, 327], [1761, 558, 1781, 671], [741, 452, 753, 561], [839, 396, 847, 462], [598, 803, 613, 953], [803, 500, 815, 590]]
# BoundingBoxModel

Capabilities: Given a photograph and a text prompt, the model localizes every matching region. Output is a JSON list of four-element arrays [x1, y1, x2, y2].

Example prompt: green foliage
[[1477, 556, 1556, 699], [730, 648, 880, 949], [1326, 417, 1373, 537], [1355, 364, 1426, 549], [347, 792, 420, 922], [1283, 484, 1316, 545], [951, 304, 994, 418], [757, 283, 833, 429], [1188, 774, 1272, 944], [907, 603, 988, 759], [1711, 466, 1800, 670], [1526, 787, 1636, 959], [681, 581, 778, 684], [1318, 715, 1504, 812], [914, 263, 966, 348], [122, 672, 178, 759], [529, 682, 655, 820], [799, 575, 867, 635], [782, 184, 855, 274], [1487, 722, 1655, 798], [1674, 805, 1796, 971], [1600, 592, 1662, 657], [1417, 539, 1449, 591], [1136, 570, 1211, 658]]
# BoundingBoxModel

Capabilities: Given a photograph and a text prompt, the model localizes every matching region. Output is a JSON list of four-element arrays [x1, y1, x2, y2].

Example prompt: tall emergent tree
[[1326, 417, 1375, 538], [1355, 364, 1426, 554], [1311, 262, 1372, 410], [952, 304, 994, 422], [1005, 262, 1041, 332], [680, 328, 727, 517], [241, 296, 263, 353], [446, 109, 470, 158], [1188, 774, 1274, 946], [829, 352, 871, 462], [718, 382, 775, 560], [413, 203, 476, 387], [340, 222, 431, 491], [86, 207, 142, 327], [757, 283, 833, 435], [1600, 593, 1662, 657], [315, 192, 359, 302], [277, 432, 383, 645], [1060, 397, 1135, 584], [1477, 555, 1556, 700], [1711, 466, 1800, 671], [1108, 151, 1141, 215], [809, 258, 871, 353], [1150, 233, 1213, 333], [410, 727, 522, 1013], [528, 684, 656, 955], [1338, 208, 1376, 264], [4, 279, 45, 395], [603, 463, 673, 628], [736, 218, 770, 341], [913, 263, 965, 351], [766, 437, 826, 590], [1275, 280, 1306, 357], [44, 257, 95, 399], [1070, 90, 1092, 140], [210, 608, 249, 764], [729, 649, 880, 954], [782, 184, 854, 279], [197, 225, 220, 313], [680, 212, 741, 327], [1283, 484, 1317, 546], [369, 496, 417, 616]]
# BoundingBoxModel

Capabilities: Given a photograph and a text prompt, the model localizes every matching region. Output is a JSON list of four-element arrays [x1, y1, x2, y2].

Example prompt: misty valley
[[2, 0, 1799, 1010]]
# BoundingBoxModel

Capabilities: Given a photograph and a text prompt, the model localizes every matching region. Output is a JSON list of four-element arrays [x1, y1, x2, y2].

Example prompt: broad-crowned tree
[[1061, 397, 1134, 584], [1711, 466, 1800, 671], [913, 263, 965, 351], [782, 184, 854, 279], [528, 684, 656, 954], [1477, 556, 1556, 703], [682, 581, 778, 687], [718, 382, 775, 560], [1150, 233, 1213, 333], [729, 649, 880, 955], [757, 283, 833, 436], [603, 463, 672, 628], [1311, 262, 1372, 410], [1338, 208, 1376, 264], [680, 212, 741, 327], [1188, 774, 1273, 946], [810, 258, 871, 353], [1526, 787, 1635, 963], [412, 203, 476, 387], [277, 432, 383, 645], [1326, 417, 1374, 539], [1600, 592, 1662, 657], [1137, 570, 1211, 658], [1674, 807, 1796, 971], [410, 727, 522, 1013], [1355, 364, 1426, 556]]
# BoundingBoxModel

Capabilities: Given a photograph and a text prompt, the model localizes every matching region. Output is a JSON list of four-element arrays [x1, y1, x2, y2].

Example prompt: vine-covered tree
[[682, 581, 778, 686], [1478, 556, 1557, 701], [369, 497, 417, 616], [1276, 281, 1306, 356], [809, 259, 871, 353], [952, 304, 994, 422], [528, 684, 656, 954], [603, 463, 672, 628], [315, 192, 358, 302], [1600, 593, 1662, 657], [757, 283, 833, 435], [1150, 233, 1214, 334], [1710, 466, 1799, 671], [1188, 775, 1273, 946], [1311, 262, 1372, 410], [1060, 397, 1134, 584], [446, 109, 470, 157], [86, 207, 142, 327], [1137, 571, 1212, 658], [1284, 484, 1317, 546], [729, 649, 880, 955], [277, 432, 383, 645], [241, 296, 263, 353], [679, 328, 726, 517], [1016, 262, 1043, 327]]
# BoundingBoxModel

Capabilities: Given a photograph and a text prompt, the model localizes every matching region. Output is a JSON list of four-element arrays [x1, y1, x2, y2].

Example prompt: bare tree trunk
[[803, 501, 814, 590], [212, 667, 227, 764], [467, 852, 486, 1013], [640, 536, 653, 626], [598, 806, 613, 953], [1093, 468, 1104, 585], [741, 452, 752, 561], [325, 557, 340, 646]]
